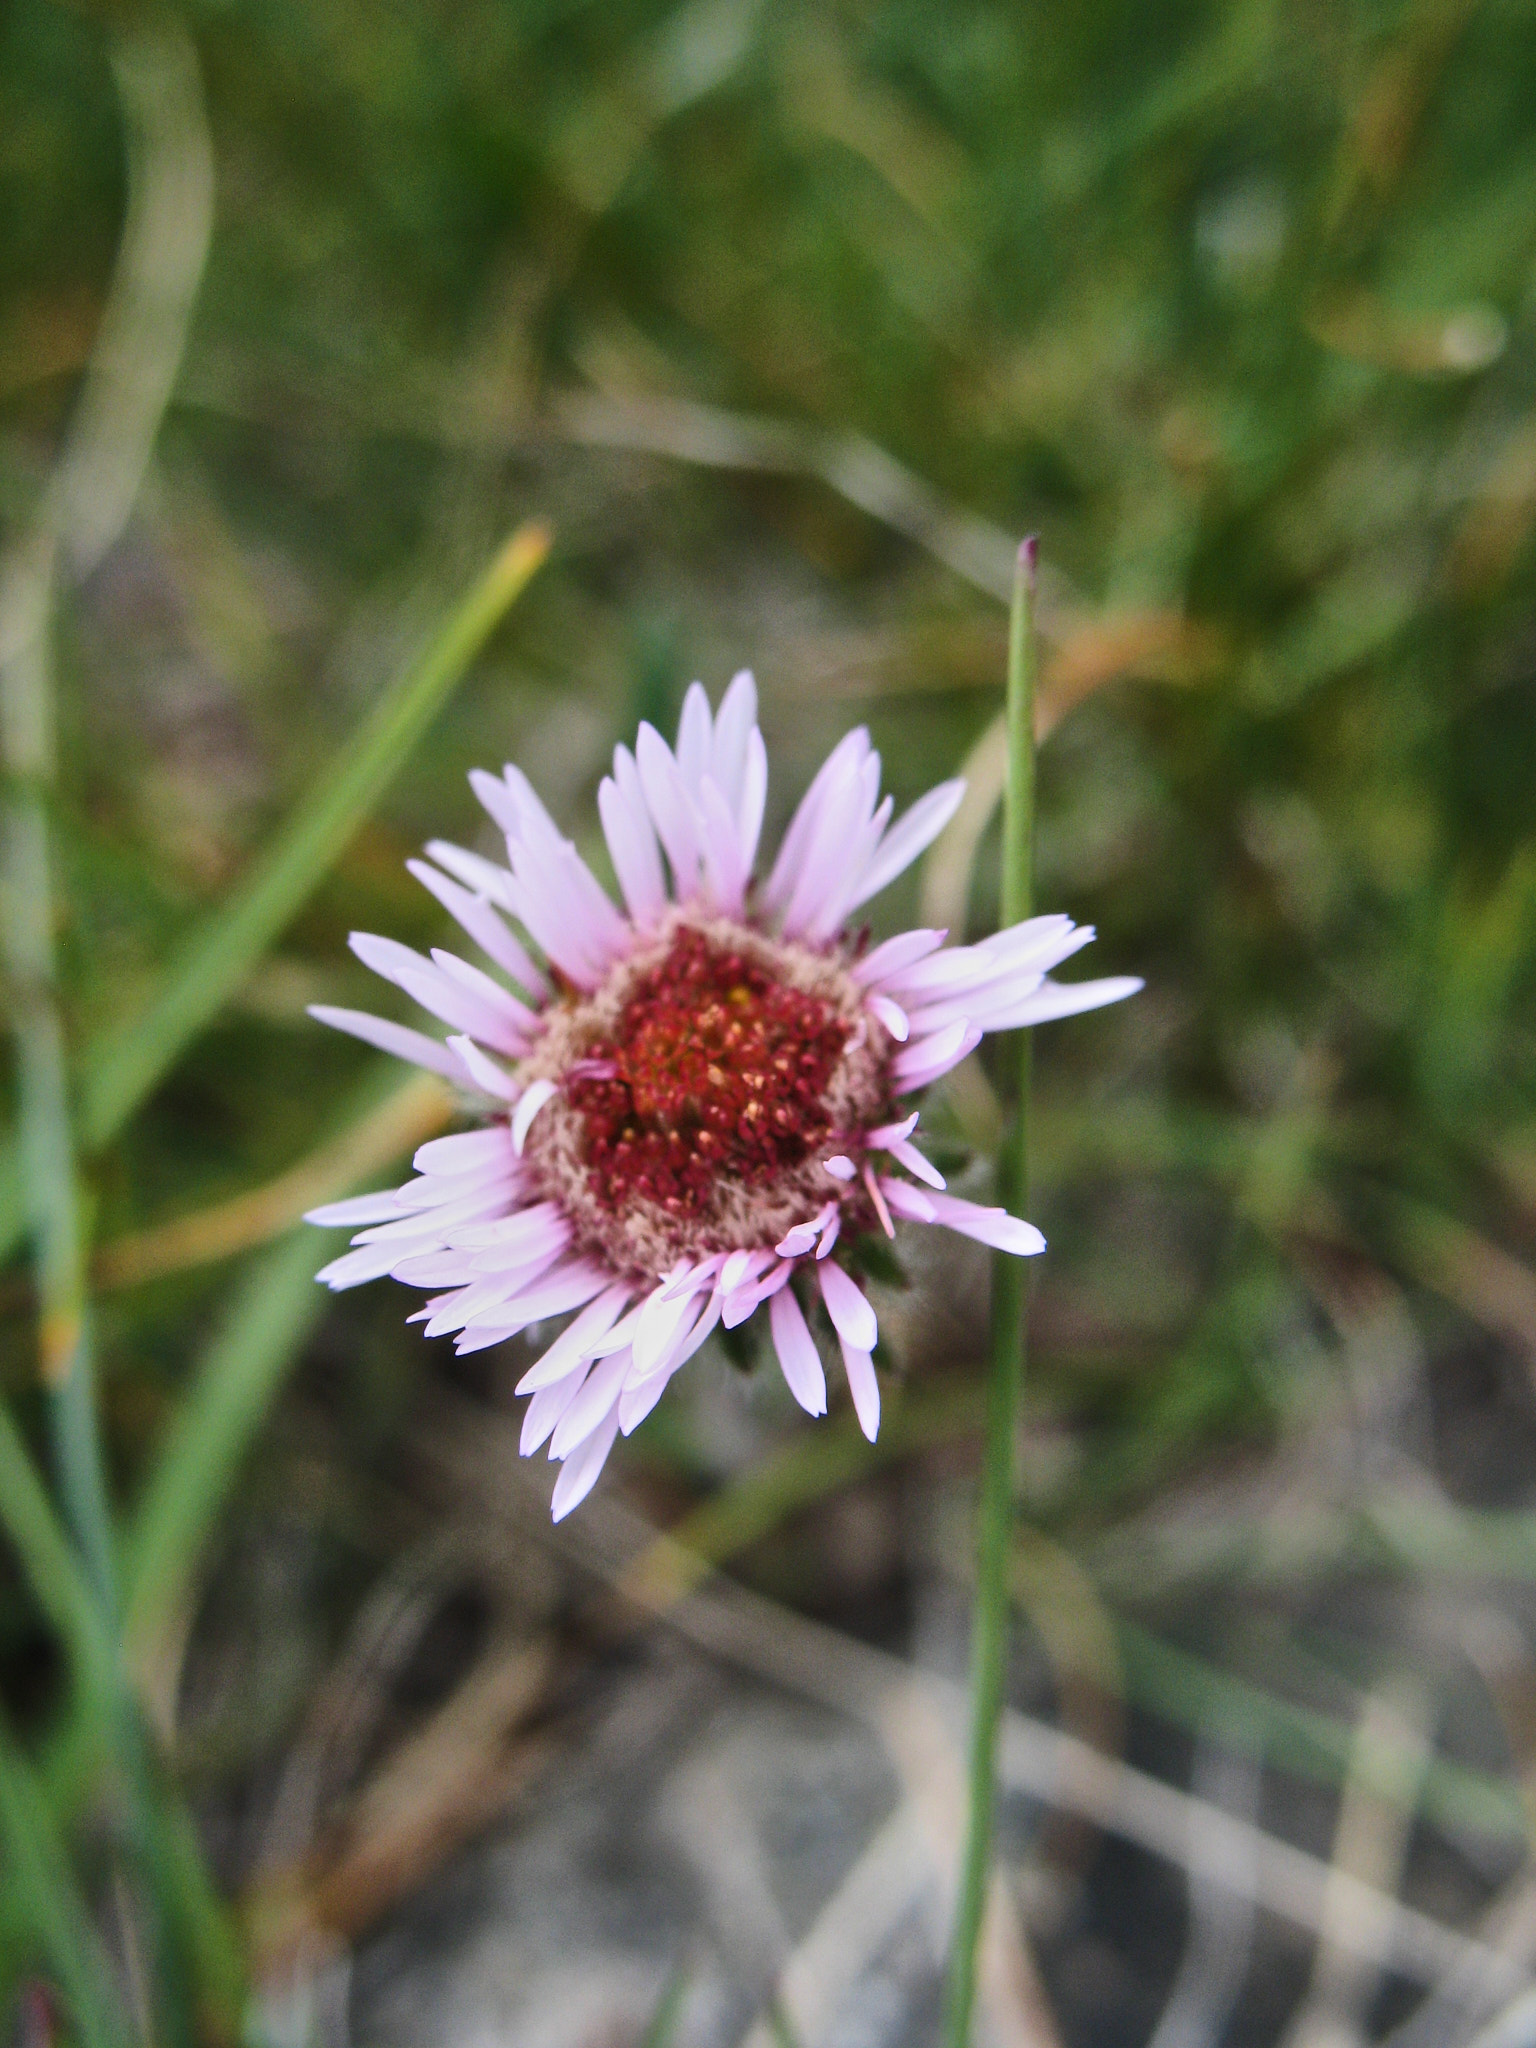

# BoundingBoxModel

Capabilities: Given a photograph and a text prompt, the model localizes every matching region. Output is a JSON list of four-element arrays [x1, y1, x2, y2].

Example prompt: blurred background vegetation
[[4, 0, 1536, 2041]]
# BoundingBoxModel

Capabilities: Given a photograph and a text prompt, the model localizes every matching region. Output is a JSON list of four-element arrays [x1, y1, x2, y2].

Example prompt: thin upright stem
[[2, 559, 206, 2048], [942, 537, 1037, 2048], [0, 554, 117, 1610]]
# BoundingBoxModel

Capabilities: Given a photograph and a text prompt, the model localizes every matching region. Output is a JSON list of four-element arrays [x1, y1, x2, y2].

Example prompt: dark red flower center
[[566, 927, 848, 1219]]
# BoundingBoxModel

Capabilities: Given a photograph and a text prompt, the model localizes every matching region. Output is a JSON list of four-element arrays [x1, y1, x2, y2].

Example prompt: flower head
[[308, 674, 1140, 1518]]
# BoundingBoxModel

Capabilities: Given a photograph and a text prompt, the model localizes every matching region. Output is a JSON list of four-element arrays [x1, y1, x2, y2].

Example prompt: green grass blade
[[0, 1715, 130, 2048], [0, 1405, 244, 2027], [122, 1227, 335, 1666], [639, 1965, 690, 2048], [1117, 1622, 1525, 1848], [122, 1059, 436, 1670], [0, 523, 548, 1269], [0, 1403, 113, 1700], [77, 521, 549, 1154]]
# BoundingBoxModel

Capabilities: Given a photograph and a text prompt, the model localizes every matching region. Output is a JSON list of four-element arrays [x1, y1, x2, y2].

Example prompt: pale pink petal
[[660, 1255, 722, 1302], [777, 1203, 836, 1258], [449, 1199, 569, 1252], [393, 1249, 515, 1298], [818, 1261, 877, 1352], [406, 858, 550, 1000], [305, 1190, 408, 1228], [585, 1303, 643, 1359], [897, 1024, 991, 1089], [414, 1129, 513, 1176], [550, 1349, 629, 1458], [627, 1291, 721, 1390], [449, 1250, 575, 1325], [317, 1241, 415, 1289], [308, 1005, 471, 1084], [619, 1367, 671, 1435], [892, 1018, 972, 1085], [709, 670, 757, 805], [720, 1248, 772, 1295], [886, 1137, 945, 1189], [521, 1367, 587, 1455], [892, 1022, 983, 1090], [394, 1160, 522, 1210], [349, 933, 527, 1056], [815, 1210, 840, 1258], [669, 1294, 722, 1370], [499, 851, 609, 990], [783, 751, 881, 940], [453, 1320, 531, 1356], [845, 778, 966, 911], [981, 917, 1098, 974], [722, 1257, 793, 1329], [506, 826, 629, 971], [886, 917, 1084, 1003], [823, 1155, 857, 1181], [902, 980, 1040, 1038], [720, 1282, 759, 1329], [867, 1113, 919, 1146], [424, 1265, 561, 1337], [698, 775, 749, 913], [460, 1231, 568, 1281], [599, 757, 666, 925], [468, 766, 522, 836], [632, 1279, 698, 1378], [880, 1177, 937, 1224], [878, 948, 990, 1001], [805, 788, 891, 942], [737, 726, 768, 872], [867, 994, 909, 1041], [453, 1205, 568, 1258], [500, 765, 571, 845], [974, 975, 1144, 1030], [423, 839, 523, 920], [470, 1258, 610, 1335], [840, 1339, 880, 1442], [447, 1035, 518, 1101], [811, 786, 897, 937], [729, 1277, 765, 1327], [553, 835, 634, 958], [675, 681, 713, 791], [636, 722, 703, 901], [393, 1255, 484, 1290], [511, 1077, 559, 1154], [551, 1406, 622, 1521], [901, 927, 1099, 1032], [638, 729, 704, 905], [401, 1278, 472, 1315], [350, 1187, 523, 1245], [852, 928, 946, 987], [924, 1191, 1046, 1256], [769, 1286, 827, 1416], [761, 728, 870, 914], [878, 925, 1059, 1000], [864, 1165, 896, 1236], [430, 949, 537, 1043]]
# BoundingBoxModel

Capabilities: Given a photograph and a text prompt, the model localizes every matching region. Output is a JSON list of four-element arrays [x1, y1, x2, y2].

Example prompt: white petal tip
[[511, 1077, 558, 1154]]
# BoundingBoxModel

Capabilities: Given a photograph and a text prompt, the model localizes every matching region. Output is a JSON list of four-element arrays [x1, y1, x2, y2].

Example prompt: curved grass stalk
[[0, 523, 550, 1267], [95, 1068, 452, 1292]]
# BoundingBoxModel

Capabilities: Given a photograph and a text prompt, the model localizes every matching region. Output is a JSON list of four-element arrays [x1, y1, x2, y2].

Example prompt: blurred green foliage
[[3, 0, 1536, 2035]]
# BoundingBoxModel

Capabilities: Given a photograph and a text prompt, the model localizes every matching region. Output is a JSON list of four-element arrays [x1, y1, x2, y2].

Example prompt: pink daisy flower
[[307, 674, 1140, 1519]]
